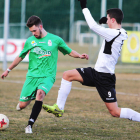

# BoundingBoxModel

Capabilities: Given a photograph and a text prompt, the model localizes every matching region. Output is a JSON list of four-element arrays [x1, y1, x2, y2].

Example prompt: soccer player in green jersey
[[1, 15, 89, 133]]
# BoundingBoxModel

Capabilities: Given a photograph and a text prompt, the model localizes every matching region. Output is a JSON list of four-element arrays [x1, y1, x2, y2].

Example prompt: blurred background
[[0, 0, 140, 71]]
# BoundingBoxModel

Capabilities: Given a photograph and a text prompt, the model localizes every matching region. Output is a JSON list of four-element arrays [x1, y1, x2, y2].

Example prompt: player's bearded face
[[34, 27, 42, 39], [35, 28, 42, 39], [29, 25, 42, 39]]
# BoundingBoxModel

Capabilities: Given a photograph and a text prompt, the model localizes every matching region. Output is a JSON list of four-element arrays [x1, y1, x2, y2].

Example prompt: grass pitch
[[0, 44, 140, 139]]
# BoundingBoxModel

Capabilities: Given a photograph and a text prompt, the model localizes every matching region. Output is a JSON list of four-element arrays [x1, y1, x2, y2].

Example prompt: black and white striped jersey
[[82, 8, 128, 74]]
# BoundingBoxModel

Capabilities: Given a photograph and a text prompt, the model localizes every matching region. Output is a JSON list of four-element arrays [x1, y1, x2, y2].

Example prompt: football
[[0, 114, 9, 130]]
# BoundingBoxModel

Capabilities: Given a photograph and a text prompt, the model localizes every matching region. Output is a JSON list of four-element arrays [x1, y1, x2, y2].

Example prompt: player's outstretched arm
[[68, 50, 89, 60], [1, 56, 23, 79], [78, 0, 108, 38]]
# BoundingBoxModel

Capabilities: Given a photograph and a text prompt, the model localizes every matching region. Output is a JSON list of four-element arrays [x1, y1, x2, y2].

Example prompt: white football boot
[[16, 103, 22, 111], [25, 125, 32, 133]]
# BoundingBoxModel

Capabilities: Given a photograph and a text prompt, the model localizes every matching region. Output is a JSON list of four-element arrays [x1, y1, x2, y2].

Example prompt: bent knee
[[36, 90, 45, 101], [109, 110, 120, 117], [19, 100, 31, 109], [62, 71, 71, 80], [62, 70, 77, 81], [19, 103, 27, 109]]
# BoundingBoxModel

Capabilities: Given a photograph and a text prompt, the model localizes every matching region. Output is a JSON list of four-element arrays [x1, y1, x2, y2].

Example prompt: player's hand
[[80, 53, 89, 60], [1, 70, 9, 79], [78, 0, 87, 9], [99, 17, 107, 24]]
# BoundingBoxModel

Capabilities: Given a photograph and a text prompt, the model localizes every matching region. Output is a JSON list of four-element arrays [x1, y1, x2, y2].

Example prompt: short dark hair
[[26, 16, 42, 28], [107, 8, 123, 24]]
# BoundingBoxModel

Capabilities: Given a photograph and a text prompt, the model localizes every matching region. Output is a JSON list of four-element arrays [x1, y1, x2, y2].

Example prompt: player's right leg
[[42, 69, 83, 117]]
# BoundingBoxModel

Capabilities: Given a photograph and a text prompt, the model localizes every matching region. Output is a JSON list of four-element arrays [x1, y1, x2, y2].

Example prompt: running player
[[1, 15, 89, 133], [42, 0, 140, 123]]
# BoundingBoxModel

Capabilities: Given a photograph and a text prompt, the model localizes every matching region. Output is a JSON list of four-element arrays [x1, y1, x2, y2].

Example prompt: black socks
[[28, 100, 43, 128]]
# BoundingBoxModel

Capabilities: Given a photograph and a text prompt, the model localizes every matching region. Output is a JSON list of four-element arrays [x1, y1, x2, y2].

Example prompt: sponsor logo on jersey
[[31, 41, 37, 46], [48, 40, 52, 46], [38, 53, 51, 58], [33, 47, 52, 58]]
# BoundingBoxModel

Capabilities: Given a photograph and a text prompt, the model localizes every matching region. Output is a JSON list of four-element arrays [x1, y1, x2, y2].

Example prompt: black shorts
[[76, 67, 117, 103]]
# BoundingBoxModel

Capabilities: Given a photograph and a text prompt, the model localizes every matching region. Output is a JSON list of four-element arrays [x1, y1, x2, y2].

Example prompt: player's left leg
[[25, 77, 54, 133], [25, 89, 45, 133], [105, 102, 140, 122]]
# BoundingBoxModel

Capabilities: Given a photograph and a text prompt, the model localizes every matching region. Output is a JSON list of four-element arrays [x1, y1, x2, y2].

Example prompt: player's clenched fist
[[80, 53, 89, 60]]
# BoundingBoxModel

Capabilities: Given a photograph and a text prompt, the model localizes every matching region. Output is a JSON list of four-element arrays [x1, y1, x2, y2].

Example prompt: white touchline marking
[[0, 79, 139, 97], [0, 79, 24, 84]]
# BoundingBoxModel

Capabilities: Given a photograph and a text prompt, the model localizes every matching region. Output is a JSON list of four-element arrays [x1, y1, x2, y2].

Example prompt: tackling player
[[43, 0, 140, 123], [1, 15, 88, 133]]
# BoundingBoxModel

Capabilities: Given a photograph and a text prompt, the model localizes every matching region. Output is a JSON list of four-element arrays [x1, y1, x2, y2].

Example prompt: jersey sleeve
[[82, 8, 120, 42], [58, 37, 72, 55], [19, 40, 30, 59]]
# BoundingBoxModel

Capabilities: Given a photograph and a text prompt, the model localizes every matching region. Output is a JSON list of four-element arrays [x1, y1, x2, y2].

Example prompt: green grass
[[1, 44, 140, 139]]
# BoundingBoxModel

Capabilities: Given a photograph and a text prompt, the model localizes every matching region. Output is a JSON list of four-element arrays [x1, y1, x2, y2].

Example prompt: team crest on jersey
[[48, 40, 52, 46], [31, 41, 37, 46]]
